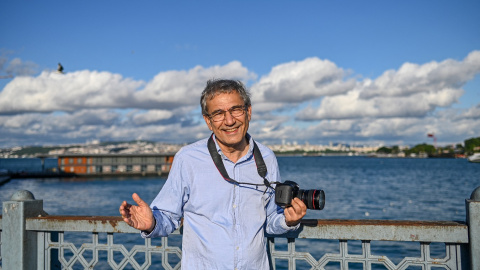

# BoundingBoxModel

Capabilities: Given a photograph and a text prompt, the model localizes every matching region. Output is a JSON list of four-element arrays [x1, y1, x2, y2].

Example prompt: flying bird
[[57, 63, 64, 74]]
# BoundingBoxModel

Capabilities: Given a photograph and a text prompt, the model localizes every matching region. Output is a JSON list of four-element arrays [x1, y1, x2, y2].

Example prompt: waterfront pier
[[1, 186, 479, 269], [56, 153, 175, 176]]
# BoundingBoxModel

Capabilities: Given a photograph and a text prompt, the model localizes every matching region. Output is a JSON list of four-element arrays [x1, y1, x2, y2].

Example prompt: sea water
[[0, 158, 58, 173], [1, 156, 479, 269]]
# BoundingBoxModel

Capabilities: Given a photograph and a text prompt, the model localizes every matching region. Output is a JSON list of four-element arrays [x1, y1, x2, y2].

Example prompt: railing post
[[1, 190, 45, 270], [467, 186, 480, 270]]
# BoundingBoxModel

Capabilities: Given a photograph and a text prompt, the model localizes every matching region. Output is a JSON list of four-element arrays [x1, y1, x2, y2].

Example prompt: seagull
[[57, 63, 64, 74]]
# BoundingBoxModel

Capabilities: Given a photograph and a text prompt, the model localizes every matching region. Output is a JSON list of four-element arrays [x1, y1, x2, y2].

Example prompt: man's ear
[[203, 115, 213, 131], [247, 106, 252, 121]]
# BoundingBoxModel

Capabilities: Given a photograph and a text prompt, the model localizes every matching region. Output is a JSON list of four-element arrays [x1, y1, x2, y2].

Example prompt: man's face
[[203, 92, 252, 151]]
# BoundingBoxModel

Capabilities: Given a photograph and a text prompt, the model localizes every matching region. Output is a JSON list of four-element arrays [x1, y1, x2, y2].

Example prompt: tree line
[[377, 137, 480, 157]]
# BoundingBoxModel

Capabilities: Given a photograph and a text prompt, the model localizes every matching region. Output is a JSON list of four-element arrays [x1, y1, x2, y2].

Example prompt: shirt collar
[[212, 133, 254, 163]]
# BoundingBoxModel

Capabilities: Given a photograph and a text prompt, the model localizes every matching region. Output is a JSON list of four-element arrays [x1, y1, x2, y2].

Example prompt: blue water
[[0, 158, 58, 173], [278, 156, 479, 222], [1, 156, 479, 269]]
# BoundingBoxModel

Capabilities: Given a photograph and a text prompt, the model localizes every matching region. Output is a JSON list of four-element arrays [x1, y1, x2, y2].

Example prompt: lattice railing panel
[[22, 217, 469, 269], [41, 232, 181, 270], [267, 238, 462, 270]]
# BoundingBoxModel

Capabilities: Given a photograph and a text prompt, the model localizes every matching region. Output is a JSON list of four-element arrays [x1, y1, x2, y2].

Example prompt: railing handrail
[[279, 218, 468, 243], [24, 215, 468, 243]]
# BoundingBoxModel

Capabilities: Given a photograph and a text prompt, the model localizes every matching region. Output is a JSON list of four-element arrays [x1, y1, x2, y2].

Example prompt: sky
[[0, 1, 479, 148]]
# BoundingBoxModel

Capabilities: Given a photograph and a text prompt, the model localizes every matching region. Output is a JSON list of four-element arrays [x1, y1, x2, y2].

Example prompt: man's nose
[[224, 111, 236, 125]]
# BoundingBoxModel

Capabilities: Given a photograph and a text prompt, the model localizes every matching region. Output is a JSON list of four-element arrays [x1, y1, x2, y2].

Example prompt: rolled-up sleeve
[[142, 151, 189, 238], [264, 155, 300, 234]]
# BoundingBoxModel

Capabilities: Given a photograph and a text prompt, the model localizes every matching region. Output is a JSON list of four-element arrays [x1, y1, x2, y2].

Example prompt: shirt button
[[233, 204, 237, 208]]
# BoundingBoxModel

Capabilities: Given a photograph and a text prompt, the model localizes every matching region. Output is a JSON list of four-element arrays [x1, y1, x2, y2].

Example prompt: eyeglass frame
[[204, 105, 248, 122]]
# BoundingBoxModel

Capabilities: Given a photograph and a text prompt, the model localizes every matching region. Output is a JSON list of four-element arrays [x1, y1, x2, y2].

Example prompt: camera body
[[275, 180, 325, 210]]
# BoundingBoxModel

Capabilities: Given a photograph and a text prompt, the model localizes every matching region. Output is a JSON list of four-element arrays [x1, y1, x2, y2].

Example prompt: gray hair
[[200, 79, 251, 115]]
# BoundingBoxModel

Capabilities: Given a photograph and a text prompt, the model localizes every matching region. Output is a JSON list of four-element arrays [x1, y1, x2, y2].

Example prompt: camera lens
[[297, 189, 325, 210]]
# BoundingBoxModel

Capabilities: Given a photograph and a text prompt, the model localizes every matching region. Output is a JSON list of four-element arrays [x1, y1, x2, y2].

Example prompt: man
[[119, 79, 306, 269]]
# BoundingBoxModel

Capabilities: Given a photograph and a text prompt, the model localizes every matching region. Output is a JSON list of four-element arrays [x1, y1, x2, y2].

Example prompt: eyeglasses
[[205, 105, 247, 122]]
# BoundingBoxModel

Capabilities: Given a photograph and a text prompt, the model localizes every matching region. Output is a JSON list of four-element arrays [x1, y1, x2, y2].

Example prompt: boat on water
[[467, 153, 480, 163]]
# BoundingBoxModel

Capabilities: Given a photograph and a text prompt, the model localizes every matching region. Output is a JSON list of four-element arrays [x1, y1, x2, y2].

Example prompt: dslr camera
[[275, 180, 325, 210]]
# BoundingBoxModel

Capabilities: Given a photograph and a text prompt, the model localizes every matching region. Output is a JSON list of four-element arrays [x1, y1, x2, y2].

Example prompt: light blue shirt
[[143, 134, 299, 269]]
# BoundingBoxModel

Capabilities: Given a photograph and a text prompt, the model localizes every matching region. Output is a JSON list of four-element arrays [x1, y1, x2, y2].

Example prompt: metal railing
[[1, 187, 479, 270]]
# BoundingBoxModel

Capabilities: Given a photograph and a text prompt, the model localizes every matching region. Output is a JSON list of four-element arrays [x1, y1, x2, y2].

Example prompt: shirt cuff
[[281, 217, 301, 231], [140, 218, 157, 238]]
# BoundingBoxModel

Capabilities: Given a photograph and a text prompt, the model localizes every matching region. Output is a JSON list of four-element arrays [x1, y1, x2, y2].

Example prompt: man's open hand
[[119, 193, 155, 232]]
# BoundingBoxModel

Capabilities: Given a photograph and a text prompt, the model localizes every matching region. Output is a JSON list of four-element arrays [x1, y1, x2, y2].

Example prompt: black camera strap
[[207, 134, 274, 190]]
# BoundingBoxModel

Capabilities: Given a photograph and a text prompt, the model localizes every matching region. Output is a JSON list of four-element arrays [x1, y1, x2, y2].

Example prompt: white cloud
[[253, 108, 480, 147], [252, 57, 355, 102], [0, 51, 479, 147], [130, 110, 174, 125], [5, 58, 38, 76], [360, 51, 480, 99], [0, 110, 121, 136], [0, 109, 209, 147], [0, 70, 143, 113], [250, 57, 356, 114], [133, 61, 256, 109], [0, 53, 38, 77], [0, 61, 256, 114], [296, 51, 479, 121], [460, 104, 480, 120]]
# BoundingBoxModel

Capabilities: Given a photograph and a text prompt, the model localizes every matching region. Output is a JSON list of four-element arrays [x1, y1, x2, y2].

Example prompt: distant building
[[57, 153, 175, 176]]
